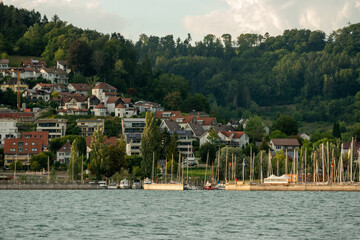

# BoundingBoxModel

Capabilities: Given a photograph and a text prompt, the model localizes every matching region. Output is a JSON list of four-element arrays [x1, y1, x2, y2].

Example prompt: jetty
[[143, 183, 184, 191], [225, 183, 360, 191]]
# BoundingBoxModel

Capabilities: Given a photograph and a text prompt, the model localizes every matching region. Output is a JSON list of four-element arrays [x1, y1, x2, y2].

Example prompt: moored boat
[[120, 179, 130, 189]]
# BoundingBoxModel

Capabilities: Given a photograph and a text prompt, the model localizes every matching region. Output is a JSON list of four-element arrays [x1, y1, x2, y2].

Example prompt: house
[[33, 83, 53, 92], [195, 117, 217, 131], [88, 95, 101, 115], [134, 101, 164, 113], [67, 83, 91, 95], [169, 115, 194, 129], [185, 122, 206, 139], [0, 112, 35, 123], [270, 138, 300, 159], [22, 59, 47, 69], [120, 97, 134, 108], [300, 133, 310, 141], [106, 96, 122, 114], [64, 94, 88, 110], [56, 60, 71, 73], [40, 68, 68, 85], [122, 118, 146, 155], [189, 111, 210, 118], [53, 84, 67, 92], [93, 103, 107, 116], [0, 78, 29, 92], [0, 120, 19, 147], [85, 136, 117, 159], [56, 141, 71, 164], [0, 59, 9, 70], [10, 67, 40, 79], [21, 131, 49, 150], [36, 119, 67, 139], [76, 119, 105, 137], [155, 111, 181, 119], [115, 103, 138, 118], [22, 89, 51, 102], [160, 120, 194, 158], [4, 138, 43, 168], [91, 82, 117, 103], [218, 131, 249, 148]]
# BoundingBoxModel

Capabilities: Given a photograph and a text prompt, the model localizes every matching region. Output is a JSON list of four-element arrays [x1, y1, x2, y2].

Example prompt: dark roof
[[271, 138, 300, 146], [69, 83, 91, 91], [58, 141, 72, 153], [163, 120, 181, 132], [107, 96, 121, 104], [187, 122, 205, 137], [93, 82, 117, 90]]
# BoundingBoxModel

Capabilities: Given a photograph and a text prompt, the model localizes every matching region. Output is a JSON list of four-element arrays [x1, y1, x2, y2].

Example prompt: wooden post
[[231, 153, 234, 181], [267, 149, 272, 177], [14, 154, 17, 183], [225, 149, 228, 183], [350, 137, 353, 182], [327, 142, 330, 183], [242, 158, 245, 184], [47, 156, 50, 183], [293, 149, 296, 183], [250, 146, 252, 182], [181, 157, 184, 184], [171, 154, 173, 183], [165, 160, 167, 184], [152, 152, 155, 183], [205, 152, 209, 185], [322, 144, 325, 182], [276, 154, 279, 176], [81, 155, 84, 184], [285, 149, 288, 175], [260, 151, 263, 184], [72, 152, 74, 182], [217, 150, 220, 183]]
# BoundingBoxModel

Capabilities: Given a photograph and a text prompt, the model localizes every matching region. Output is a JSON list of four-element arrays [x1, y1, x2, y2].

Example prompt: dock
[[226, 183, 360, 191], [143, 183, 184, 191]]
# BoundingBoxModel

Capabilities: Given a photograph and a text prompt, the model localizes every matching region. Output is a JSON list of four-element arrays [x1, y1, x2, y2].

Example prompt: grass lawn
[[185, 167, 215, 180]]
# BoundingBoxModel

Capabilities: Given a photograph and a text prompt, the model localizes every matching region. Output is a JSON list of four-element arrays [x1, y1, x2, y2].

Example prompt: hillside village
[[0, 57, 358, 181]]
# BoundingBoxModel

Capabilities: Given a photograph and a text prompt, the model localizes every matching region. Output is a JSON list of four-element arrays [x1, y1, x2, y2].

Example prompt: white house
[[218, 131, 249, 148], [56, 141, 71, 164], [0, 120, 19, 147], [91, 82, 117, 103], [22, 89, 51, 102], [93, 103, 107, 116], [56, 60, 71, 73], [106, 96, 122, 115], [134, 101, 164, 113], [40, 68, 68, 85], [0, 59, 9, 70], [269, 138, 300, 159]]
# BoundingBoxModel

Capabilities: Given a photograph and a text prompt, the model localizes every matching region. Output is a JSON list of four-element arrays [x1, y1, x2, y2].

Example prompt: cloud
[[183, 0, 360, 40], [3, 0, 127, 34]]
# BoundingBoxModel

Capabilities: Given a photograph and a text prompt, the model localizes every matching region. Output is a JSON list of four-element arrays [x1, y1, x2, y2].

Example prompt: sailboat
[[214, 149, 225, 190], [203, 152, 215, 190]]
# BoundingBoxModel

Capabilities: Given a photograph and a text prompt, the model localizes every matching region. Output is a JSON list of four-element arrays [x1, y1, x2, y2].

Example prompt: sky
[[3, 0, 360, 42]]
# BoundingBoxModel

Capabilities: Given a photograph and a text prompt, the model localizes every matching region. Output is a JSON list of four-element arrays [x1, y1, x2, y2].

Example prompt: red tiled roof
[[71, 95, 88, 102], [4, 138, 43, 154], [22, 60, 47, 67], [0, 59, 9, 64], [169, 115, 194, 123], [116, 103, 125, 108], [155, 111, 181, 119], [69, 83, 91, 91], [92, 82, 117, 91], [35, 83, 52, 88], [104, 92, 118, 96], [233, 131, 245, 139], [196, 117, 217, 126], [72, 108, 88, 112], [86, 136, 117, 148], [271, 138, 300, 146], [0, 112, 34, 119], [57, 141, 72, 153], [107, 96, 120, 104], [95, 103, 106, 109], [121, 97, 132, 104], [21, 131, 49, 146], [220, 131, 232, 138]]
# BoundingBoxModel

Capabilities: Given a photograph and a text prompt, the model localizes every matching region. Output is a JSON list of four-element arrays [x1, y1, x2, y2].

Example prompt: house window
[[32, 148, 37, 151], [25, 143, 28, 145], [276, 146, 281, 149], [13, 142, 16, 145], [32, 142, 35, 146], [10, 148, 15, 152], [18, 148, 23, 152]]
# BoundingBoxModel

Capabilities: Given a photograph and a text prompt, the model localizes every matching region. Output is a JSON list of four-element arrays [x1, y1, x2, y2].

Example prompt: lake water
[[1, 190, 359, 239]]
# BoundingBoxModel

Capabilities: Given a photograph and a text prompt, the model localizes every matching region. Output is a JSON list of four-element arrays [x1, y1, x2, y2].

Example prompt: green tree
[[199, 142, 217, 164], [245, 116, 265, 142], [272, 115, 298, 136], [270, 130, 287, 139], [140, 112, 162, 177], [164, 91, 182, 110], [68, 139, 82, 181], [9, 160, 23, 170], [207, 127, 220, 145], [89, 127, 110, 179], [30, 153, 48, 170], [106, 136, 127, 177], [332, 122, 341, 139]]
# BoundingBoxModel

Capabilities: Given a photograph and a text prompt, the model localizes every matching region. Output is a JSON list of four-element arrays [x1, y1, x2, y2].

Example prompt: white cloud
[[183, 0, 360, 40], [3, 0, 127, 34]]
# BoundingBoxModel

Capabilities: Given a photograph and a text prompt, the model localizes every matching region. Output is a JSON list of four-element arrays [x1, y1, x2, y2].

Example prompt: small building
[[155, 111, 181, 119], [169, 115, 194, 129], [134, 101, 164, 113], [93, 103, 107, 116], [218, 131, 249, 148], [56, 141, 71, 164], [0, 59, 9, 70], [33, 83, 53, 92], [22, 89, 51, 102], [4, 138, 43, 168], [270, 138, 300, 159], [36, 119, 67, 139], [195, 117, 217, 131], [67, 83, 91, 95], [22, 59, 47, 69], [264, 174, 290, 185], [88, 95, 101, 115], [21, 131, 49, 150], [0, 78, 29, 92], [64, 94, 88, 110], [0, 120, 19, 147], [106, 96, 122, 115], [122, 118, 146, 155], [76, 119, 105, 137], [56, 60, 71, 73], [91, 82, 117, 103], [40, 68, 68, 85]]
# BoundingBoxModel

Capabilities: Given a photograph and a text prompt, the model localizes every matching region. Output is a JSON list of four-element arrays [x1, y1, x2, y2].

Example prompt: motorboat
[[143, 177, 152, 184], [108, 182, 119, 189], [203, 181, 215, 190], [215, 183, 226, 190], [98, 180, 107, 189], [184, 183, 198, 190], [120, 179, 130, 189], [132, 179, 141, 189]]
